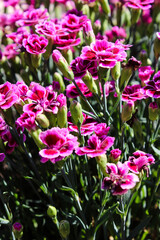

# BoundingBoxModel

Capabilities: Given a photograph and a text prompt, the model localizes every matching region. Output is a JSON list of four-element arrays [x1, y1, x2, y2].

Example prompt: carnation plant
[[0, 0, 160, 239]]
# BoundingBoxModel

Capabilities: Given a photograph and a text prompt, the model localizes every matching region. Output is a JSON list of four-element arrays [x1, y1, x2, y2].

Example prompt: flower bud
[[52, 50, 74, 80], [59, 220, 70, 239], [31, 54, 41, 69], [131, 8, 141, 25], [29, 128, 45, 149], [139, 50, 148, 66], [62, 48, 73, 64], [53, 72, 65, 93], [36, 114, 50, 128], [96, 154, 107, 176], [83, 20, 95, 45], [108, 149, 121, 163], [93, 20, 101, 35], [47, 205, 57, 219], [70, 100, 83, 128], [82, 71, 98, 94], [100, 0, 111, 15], [13, 222, 23, 239], [154, 32, 160, 60], [111, 62, 121, 81], [121, 101, 134, 122], [149, 102, 159, 121], [57, 105, 68, 128]]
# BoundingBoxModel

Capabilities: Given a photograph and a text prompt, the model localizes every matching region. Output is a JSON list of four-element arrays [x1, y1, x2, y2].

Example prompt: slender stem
[[153, 117, 160, 140], [120, 196, 126, 240]]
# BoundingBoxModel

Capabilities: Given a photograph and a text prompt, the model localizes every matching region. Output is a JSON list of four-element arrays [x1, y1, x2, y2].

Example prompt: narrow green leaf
[[0, 218, 10, 224], [151, 144, 160, 156]]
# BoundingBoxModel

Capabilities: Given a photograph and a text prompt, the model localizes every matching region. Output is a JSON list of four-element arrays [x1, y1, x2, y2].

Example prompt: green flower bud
[[154, 33, 160, 60], [52, 50, 74, 80], [47, 205, 57, 219], [82, 71, 98, 94], [111, 62, 121, 81], [100, 0, 111, 15], [31, 54, 41, 69], [57, 106, 68, 128], [131, 8, 141, 25], [121, 101, 134, 122], [36, 114, 50, 128], [149, 102, 159, 121], [62, 49, 73, 64], [70, 100, 83, 128], [96, 154, 107, 176], [59, 220, 70, 239], [53, 72, 65, 93], [29, 128, 45, 149]]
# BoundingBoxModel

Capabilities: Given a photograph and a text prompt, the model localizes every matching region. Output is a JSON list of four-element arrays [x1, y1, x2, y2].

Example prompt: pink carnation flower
[[122, 84, 145, 102], [75, 134, 115, 157], [66, 80, 92, 98], [0, 153, 5, 162], [81, 39, 130, 68], [105, 26, 127, 42], [102, 162, 139, 195], [126, 150, 155, 176], [143, 71, 160, 98], [16, 8, 49, 27], [6, 27, 30, 45], [138, 66, 154, 83], [124, 0, 154, 10], [3, 0, 20, 7], [3, 44, 19, 59], [22, 34, 48, 55], [0, 82, 19, 109], [54, 32, 81, 50], [0, 117, 8, 137], [39, 127, 79, 163], [16, 112, 36, 131], [61, 13, 88, 32]]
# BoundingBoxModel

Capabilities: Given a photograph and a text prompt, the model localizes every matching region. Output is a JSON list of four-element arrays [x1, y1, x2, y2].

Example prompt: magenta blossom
[[54, 32, 81, 50], [61, 13, 88, 32], [75, 134, 115, 158], [0, 117, 8, 137], [39, 127, 79, 163], [105, 26, 127, 42], [66, 80, 92, 98], [126, 150, 155, 176], [109, 149, 122, 161], [16, 8, 49, 27], [68, 112, 98, 136], [3, 44, 19, 59], [0, 82, 19, 109], [22, 34, 48, 55], [13, 222, 23, 231], [81, 39, 130, 68], [0, 153, 5, 162], [94, 123, 110, 140], [6, 27, 30, 45], [143, 71, 160, 98], [124, 0, 154, 10], [3, 0, 20, 7], [102, 162, 139, 195], [138, 66, 154, 83], [122, 84, 146, 102], [16, 112, 36, 131]]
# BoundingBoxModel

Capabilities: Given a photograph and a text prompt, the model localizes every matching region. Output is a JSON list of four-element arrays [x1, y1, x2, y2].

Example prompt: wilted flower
[[102, 162, 139, 195]]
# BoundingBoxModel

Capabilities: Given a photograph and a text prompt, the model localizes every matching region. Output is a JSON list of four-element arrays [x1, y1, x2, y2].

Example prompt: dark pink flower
[[54, 32, 81, 49], [71, 57, 98, 80], [0, 117, 8, 137], [3, 44, 19, 59], [6, 27, 30, 45], [61, 13, 88, 32], [102, 162, 139, 195], [105, 26, 127, 42], [81, 39, 130, 68], [16, 112, 36, 131], [16, 8, 49, 27], [100, 80, 115, 97], [23, 83, 59, 115], [110, 149, 122, 160], [75, 134, 115, 157], [94, 123, 110, 140], [122, 84, 145, 102], [0, 82, 19, 109], [0, 153, 5, 162], [126, 150, 155, 176], [39, 127, 79, 163], [66, 80, 92, 98], [2, 129, 18, 154], [22, 34, 48, 55], [3, 0, 20, 7], [143, 71, 160, 98], [124, 0, 154, 10], [68, 112, 98, 136], [138, 66, 154, 83], [35, 20, 62, 39], [13, 222, 23, 231]]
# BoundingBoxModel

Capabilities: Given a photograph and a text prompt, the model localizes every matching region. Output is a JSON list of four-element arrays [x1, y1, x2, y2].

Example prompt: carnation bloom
[[39, 127, 79, 163], [66, 80, 92, 98], [138, 66, 154, 83], [109, 149, 122, 161], [143, 71, 160, 98], [102, 162, 139, 195], [16, 8, 49, 27], [81, 39, 130, 68], [122, 84, 145, 102], [68, 112, 98, 136], [0, 82, 19, 109], [3, 0, 20, 7], [124, 0, 154, 10], [22, 34, 48, 55], [0, 117, 8, 136], [54, 32, 81, 49], [126, 150, 155, 176], [6, 27, 30, 45], [3, 44, 19, 59], [94, 123, 110, 140], [61, 13, 88, 32], [16, 112, 36, 131], [105, 26, 127, 42], [75, 134, 115, 157]]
